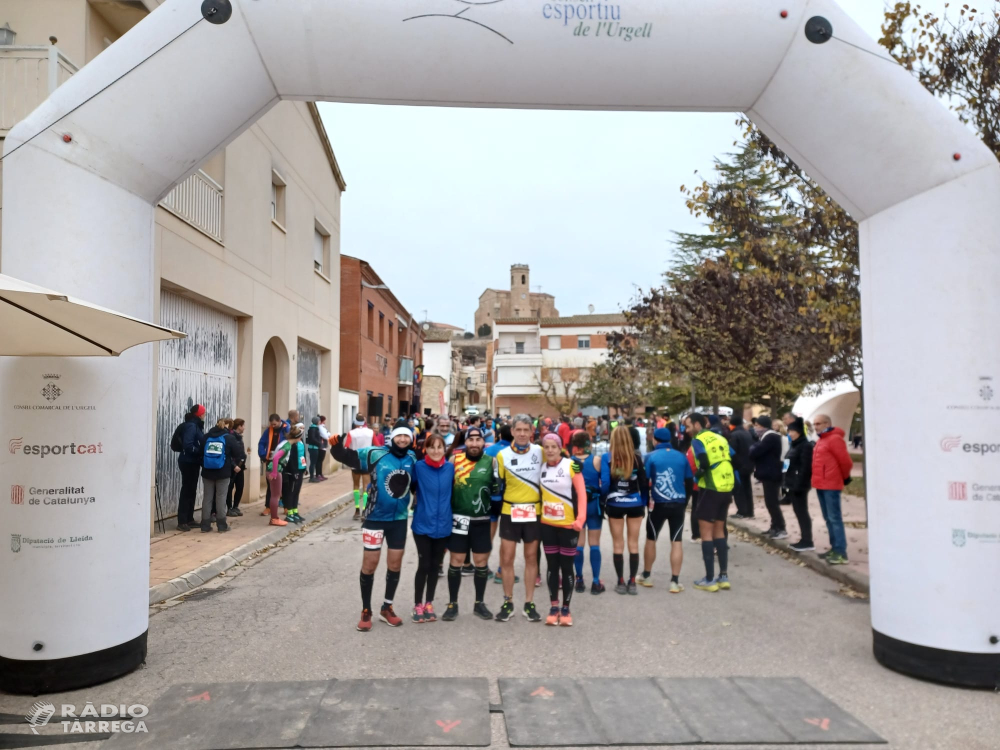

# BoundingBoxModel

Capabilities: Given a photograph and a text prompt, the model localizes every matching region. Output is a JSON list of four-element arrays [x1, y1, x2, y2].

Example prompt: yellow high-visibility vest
[[694, 430, 735, 493]]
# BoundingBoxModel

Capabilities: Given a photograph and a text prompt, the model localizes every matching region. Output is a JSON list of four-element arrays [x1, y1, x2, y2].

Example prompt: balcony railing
[[0, 46, 78, 137], [160, 170, 225, 243], [496, 345, 542, 355], [398, 356, 414, 385]]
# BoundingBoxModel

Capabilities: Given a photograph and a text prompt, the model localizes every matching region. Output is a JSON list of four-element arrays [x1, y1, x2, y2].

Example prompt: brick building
[[474, 264, 558, 335], [339, 256, 424, 425]]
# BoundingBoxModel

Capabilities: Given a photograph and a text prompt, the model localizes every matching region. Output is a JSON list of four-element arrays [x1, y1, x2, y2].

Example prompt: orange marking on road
[[186, 692, 211, 702], [436, 720, 461, 733], [804, 718, 830, 731], [531, 687, 554, 698]]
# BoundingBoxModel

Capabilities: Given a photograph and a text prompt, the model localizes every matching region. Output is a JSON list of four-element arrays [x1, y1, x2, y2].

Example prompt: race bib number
[[510, 504, 537, 523], [543, 501, 566, 521], [452, 515, 471, 536], [362, 528, 385, 550]]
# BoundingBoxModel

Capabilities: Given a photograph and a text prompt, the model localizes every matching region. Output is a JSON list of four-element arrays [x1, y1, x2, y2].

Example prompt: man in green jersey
[[442, 426, 495, 621]]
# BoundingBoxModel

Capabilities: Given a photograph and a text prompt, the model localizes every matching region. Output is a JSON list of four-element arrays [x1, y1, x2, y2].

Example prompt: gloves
[[330, 434, 344, 447], [844, 477, 853, 486]]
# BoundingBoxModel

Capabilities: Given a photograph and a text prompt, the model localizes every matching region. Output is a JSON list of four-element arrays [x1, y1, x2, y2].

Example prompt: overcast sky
[[318, 1, 945, 331]]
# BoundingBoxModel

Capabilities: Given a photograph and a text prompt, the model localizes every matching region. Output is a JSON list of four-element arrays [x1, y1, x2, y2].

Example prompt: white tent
[[793, 381, 860, 437]]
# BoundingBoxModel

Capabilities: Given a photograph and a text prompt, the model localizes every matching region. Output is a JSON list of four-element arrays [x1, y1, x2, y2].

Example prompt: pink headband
[[541, 433, 563, 448]]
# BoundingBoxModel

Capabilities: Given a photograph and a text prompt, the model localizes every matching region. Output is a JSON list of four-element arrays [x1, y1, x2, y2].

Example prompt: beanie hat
[[191, 404, 206, 418], [653, 427, 673, 443], [789, 417, 805, 435], [707, 414, 721, 427], [541, 432, 563, 449], [311, 416, 320, 425], [757, 415, 773, 429]]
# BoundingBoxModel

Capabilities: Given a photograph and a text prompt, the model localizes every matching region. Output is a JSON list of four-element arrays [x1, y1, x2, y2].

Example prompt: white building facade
[[490, 314, 626, 418]]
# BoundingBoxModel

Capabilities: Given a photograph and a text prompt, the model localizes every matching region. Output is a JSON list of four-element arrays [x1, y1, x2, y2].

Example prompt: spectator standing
[[307, 417, 324, 483], [749, 415, 786, 539], [557, 415, 573, 448], [727, 415, 754, 519], [316, 416, 331, 481], [282, 426, 308, 524], [811, 414, 853, 565], [201, 418, 242, 533], [226, 418, 248, 517], [783, 417, 814, 552], [174, 404, 206, 531], [258, 413, 289, 516]]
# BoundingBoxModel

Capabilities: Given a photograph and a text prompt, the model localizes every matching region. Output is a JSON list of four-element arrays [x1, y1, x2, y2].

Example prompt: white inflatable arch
[[2, 0, 998, 692]]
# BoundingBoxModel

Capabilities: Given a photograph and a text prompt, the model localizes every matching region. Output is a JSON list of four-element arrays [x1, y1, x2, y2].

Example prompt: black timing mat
[[95, 676, 881, 748]]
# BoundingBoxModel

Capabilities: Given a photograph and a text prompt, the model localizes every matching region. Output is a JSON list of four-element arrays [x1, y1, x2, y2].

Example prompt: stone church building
[[474, 264, 558, 335]]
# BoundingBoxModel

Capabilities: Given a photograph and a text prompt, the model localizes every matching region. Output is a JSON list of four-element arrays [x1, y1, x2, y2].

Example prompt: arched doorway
[[468, 390, 480, 405], [262, 336, 289, 425]]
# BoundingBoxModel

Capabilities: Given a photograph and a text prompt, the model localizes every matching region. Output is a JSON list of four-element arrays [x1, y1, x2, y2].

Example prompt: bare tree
[[535, 367, 584, 415]]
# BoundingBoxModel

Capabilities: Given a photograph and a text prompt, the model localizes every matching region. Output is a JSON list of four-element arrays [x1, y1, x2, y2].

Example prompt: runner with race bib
[[442, 426, 496, 622], [539, 433, 587, 626], [331, 421, 417, 632], [494, 414, 544, 623]]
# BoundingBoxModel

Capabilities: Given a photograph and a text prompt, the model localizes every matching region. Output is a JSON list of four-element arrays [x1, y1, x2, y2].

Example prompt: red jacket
[[811, 427, 853, 490], [557, 422, 572, 447]]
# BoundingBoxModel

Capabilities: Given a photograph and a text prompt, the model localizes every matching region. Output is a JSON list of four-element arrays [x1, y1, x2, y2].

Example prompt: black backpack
[[169, 421, 187, 453]]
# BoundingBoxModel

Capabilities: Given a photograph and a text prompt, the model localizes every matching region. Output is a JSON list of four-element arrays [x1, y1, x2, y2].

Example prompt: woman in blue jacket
[[411, 433, 455, 623]]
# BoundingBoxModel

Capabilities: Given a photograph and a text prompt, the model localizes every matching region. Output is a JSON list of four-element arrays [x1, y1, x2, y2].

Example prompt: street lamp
[[0, 23, 17, 46]]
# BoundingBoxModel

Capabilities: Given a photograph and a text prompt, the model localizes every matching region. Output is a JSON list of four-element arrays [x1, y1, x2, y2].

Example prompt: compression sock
[[448, 565, 462, 603], [642, 571, 651, 579], [360, 571, 374, 611], [714, 538, 728, 576], [474, 566, 490, 602], [629, 553, 639, 582], [544, 548, 561, 601], [590, 547, 602, 580], [361, 492, 368, 510], [384, 569, 400, 605], [671, 574, 679, 584], [613, 553, 624, 584], [561, 555, 575, 607], [701, 540, 716, 580], [353, 489, 360, 508], [574, 547, 585, 578]]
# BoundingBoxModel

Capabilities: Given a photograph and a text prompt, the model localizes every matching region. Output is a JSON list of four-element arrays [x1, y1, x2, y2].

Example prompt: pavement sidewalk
[[149, 469, 355, 604], [727, 480, 870, 593]]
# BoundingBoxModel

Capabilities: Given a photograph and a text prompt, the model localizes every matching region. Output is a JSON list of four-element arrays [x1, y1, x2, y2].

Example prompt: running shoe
[[269, 518, 288, 527], [261, 509, 271, 516], [638, 574, 654, 588], [615, 581, 628, 595], [295, 513, 306, 523], [694, 577, 720, 592], [412, 604, 425, 624], [379, 605, 403, 627], [462, 564, 475, 576], [442, 603, 459, 622], [495, 601, 515, 622], [357, 609, 373, 632], [438, 566, 445, 578], [535, 576, 542, 588], [818, 549, 832, 559], [689, 537, 702, 544], [523, 602, 542, 622], [352, 509, 361, 521], [473, 602, 493, 620], [493, 572, 520, 584], [716, 574, 731, 590], [763, 528, 776, 537], [591, 581, 606, 595], [545, 606, 560, 626], [771, 529, 789, 540], [423, 603, 437, 622], [669, 581, 684, 594], [486, 569, 495, 580], [575, 578, 586, 593], [826, 552, 849, 565], [558, 607, 573, 627], [627, 581, 638, 596], [790, 541, 815, 552]]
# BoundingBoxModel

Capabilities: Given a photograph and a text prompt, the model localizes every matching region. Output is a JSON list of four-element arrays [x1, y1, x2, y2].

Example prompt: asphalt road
[[2, 504, 997, 749]]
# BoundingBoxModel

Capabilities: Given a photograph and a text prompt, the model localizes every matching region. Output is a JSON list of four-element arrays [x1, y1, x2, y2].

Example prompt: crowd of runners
[[329, 409, 745, 632]]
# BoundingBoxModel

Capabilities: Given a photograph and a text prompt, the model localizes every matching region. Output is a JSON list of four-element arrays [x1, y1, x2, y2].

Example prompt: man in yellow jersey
[[685, 413, 735, 592], [493, 414, 543, 622]]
